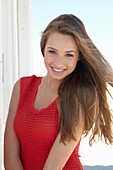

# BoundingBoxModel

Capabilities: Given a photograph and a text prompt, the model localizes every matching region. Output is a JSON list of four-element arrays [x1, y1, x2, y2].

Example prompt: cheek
[[44, 55, 53, 67], [44, 57, 46, 66], [68, 59, 78, 69], [44, 57, 49, 68]]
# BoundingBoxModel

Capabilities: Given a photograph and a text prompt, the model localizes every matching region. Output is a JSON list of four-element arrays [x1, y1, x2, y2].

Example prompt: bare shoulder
[[5, 79, 20, 129], [9, 79, 20, 115], [12, 79, 20, 104], [4, 79, 23, 169], [4, 78, 20, 139]]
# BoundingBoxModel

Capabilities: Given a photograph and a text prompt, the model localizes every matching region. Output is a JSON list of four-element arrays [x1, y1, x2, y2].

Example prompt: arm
[[4, 80, 24, 170], [43, 107, 84, 170]]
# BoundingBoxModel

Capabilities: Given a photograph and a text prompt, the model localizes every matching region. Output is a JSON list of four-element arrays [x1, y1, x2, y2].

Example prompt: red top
[[14, 75, 83, 170]]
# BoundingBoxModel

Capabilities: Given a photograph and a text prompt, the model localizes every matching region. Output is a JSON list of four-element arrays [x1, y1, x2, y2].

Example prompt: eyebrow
[[65, 50, 76, 53], [47, 47, 77, 53], [47, 47, 57, 50]]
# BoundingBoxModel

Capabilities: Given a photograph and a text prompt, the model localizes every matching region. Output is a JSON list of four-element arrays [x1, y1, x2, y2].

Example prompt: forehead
[[46, 32, 78, 50]]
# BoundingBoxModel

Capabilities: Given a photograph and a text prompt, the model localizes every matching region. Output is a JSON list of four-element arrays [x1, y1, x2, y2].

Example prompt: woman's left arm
[[43, 108, 85, 170]]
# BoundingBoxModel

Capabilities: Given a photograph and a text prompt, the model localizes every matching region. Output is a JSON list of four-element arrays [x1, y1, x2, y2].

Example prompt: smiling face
[[44, 32, 79, 81]]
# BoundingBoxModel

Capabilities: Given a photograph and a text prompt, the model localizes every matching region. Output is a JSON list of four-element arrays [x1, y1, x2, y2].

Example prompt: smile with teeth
[[52, 67, 66, 72]]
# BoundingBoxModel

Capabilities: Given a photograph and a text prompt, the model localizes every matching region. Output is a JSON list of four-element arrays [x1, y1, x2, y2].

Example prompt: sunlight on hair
[[107, 84, 113, 115], [80, 85, 113, 166]]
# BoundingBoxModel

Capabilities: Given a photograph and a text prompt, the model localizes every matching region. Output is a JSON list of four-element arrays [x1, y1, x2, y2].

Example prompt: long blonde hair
[[40, 14, 113, 145]]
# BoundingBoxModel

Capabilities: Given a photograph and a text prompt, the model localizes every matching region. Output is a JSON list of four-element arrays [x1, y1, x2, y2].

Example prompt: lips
[[51, 66, 66, 73]]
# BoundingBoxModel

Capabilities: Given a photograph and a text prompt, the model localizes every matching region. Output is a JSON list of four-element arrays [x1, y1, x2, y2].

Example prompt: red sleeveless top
[[14, 75, 83, 170]]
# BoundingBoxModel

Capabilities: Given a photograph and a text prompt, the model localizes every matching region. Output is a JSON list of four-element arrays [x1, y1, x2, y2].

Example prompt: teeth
[[53, 67, 64, 72]]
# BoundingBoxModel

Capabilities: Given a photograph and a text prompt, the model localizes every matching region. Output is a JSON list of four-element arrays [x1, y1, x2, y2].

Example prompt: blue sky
[[32, 0, 113, 75]]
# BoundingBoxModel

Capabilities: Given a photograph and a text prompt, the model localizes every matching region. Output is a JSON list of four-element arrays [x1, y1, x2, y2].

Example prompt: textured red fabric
[[14, 75, 83, 170]]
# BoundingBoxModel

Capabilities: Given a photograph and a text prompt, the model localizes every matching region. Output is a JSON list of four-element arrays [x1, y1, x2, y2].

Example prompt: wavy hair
[[40, 14, 113, 145]]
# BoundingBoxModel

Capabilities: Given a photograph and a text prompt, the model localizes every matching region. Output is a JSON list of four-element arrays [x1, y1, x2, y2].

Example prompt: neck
[[42, 74, 62, 94]]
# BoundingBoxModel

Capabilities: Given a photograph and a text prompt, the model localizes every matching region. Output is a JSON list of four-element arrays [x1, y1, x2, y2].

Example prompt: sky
[[32, 0, 113, 76], [32, 0, 113, 166]]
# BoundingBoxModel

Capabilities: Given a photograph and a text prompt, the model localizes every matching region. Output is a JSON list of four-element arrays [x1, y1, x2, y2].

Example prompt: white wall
[[17, 0, 33, 77], [2, 0, 33, 123], [0, 0, 3, 168], [1, 0, 33, 169]]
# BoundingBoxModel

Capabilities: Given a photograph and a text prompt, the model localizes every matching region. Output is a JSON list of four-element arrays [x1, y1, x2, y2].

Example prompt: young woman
[[4, 14, 113, 170]]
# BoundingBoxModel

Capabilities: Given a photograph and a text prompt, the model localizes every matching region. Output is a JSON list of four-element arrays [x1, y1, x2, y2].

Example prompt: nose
[[54, 54, 64, 67]]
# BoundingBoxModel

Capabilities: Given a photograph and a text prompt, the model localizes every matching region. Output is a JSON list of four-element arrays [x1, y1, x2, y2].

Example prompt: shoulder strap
[[20, 75, 42, 95], [20, 75, 36, 95]]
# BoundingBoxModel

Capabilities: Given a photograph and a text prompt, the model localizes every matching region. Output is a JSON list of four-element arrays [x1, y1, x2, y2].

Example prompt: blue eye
[[66, 54, 73, 57], [48, 50, 56, 54]]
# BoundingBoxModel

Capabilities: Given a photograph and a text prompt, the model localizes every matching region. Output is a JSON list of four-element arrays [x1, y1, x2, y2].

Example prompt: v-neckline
[[32, 77, 58, 112]]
